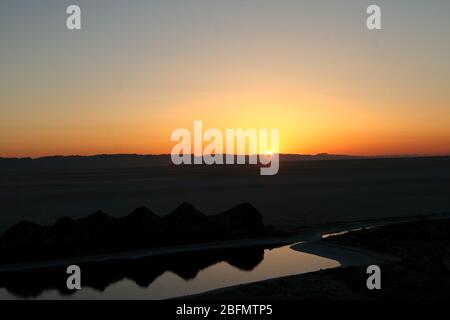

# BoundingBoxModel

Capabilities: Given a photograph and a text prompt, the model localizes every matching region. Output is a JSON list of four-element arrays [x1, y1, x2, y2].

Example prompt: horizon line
[[2, 152, 450, 161]]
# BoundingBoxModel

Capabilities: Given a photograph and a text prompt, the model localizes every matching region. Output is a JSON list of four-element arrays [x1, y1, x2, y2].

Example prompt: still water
[[0, 243, 339, 300]]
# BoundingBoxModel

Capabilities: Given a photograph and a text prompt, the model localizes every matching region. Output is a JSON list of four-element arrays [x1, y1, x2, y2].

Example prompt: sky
[[1, 0, 450, 158]]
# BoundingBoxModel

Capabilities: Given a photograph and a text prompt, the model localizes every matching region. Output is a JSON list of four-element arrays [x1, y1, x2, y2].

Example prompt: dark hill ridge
[[0, 153, 364, 172], [0, 203, 267, 265]]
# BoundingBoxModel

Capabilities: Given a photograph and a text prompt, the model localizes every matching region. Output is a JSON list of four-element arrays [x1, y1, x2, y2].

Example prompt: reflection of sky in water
[[0, 244, 339, 300]]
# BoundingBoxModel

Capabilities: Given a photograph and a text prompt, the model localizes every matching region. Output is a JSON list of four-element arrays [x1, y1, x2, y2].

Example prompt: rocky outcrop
[[209, 203, 264, 231], [0, 203, 268, 264], [164, 203, 207, 231]]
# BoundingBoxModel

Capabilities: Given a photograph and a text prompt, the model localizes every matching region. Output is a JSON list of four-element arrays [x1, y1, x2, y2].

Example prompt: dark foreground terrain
[[195, 217, 450, 299]]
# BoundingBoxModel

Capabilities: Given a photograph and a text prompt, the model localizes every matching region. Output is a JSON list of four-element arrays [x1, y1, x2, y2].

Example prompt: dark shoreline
[[188, 215, 450, 300]]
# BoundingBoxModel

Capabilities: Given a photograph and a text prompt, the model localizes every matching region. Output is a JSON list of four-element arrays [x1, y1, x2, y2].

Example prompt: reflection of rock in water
[[224, 248, 265, 271], [0, 245, 270, 298]]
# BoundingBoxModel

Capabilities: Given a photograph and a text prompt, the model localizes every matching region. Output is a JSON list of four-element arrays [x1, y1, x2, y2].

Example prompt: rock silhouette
[[0, 203, 267, 265]]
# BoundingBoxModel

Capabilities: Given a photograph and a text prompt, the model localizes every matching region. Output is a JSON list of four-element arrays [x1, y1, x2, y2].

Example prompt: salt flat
[[1, 157, 449, 234]]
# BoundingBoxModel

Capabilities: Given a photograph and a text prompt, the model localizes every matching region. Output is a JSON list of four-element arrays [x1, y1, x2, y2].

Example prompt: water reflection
[[0, 244, 339, 300]]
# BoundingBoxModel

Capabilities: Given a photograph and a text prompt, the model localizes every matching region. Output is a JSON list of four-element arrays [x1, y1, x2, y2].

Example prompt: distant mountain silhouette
[[0, 203, 269, 265], [0, 154, 172, 171], [0, 153, 364, 171]]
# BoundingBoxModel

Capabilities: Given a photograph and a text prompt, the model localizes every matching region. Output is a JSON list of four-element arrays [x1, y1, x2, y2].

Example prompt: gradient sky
[[1, 0, 450, 157]]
